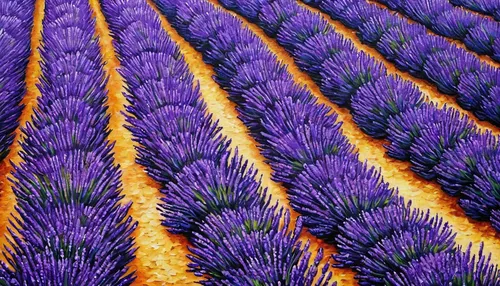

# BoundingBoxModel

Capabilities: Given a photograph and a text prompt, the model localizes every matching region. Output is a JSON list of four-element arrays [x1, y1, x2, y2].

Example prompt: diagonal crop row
[[0, 0, 138, 284], [450, 0, 500, 21], [0, 0, 35, 161], [99, 0, 336, 284], [369, 0, 500, 61], [305, 0, 500, 127], [154, 0, 500, 284], [216, 0, 500, 230]]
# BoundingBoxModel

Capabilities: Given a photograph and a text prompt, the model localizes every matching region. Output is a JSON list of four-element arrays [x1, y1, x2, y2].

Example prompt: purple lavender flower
[[460, 151, 500, 220], [277, 11, 331, 52], [225, 0, 269, 23], [387, 243, 500, 285], [308, 0, 500, 128], [334, 200, 444, 268], [436, 131, 499, 196], [449, 0, 491, 13], [395, 34, 449, 77], [432, 9, 479, 40], [288, 153, 396, 241], [157, 0, 500, 284], [318, 0, 359, 21], [351, 75, 425, 138], [294, 32, 354, 81], [187, 10, 242, 52], [105, 0, 337, 283], [240, 79, 315, 134], [213, 41, 275, 90], [481, 85, 500, 125], [494, 38, 500, 61], [205, 26, 261, 66], [457, 67, 499, 113], [374, 0, 500, 62], [341, 3, 381, 29], [170, 0, 212, 41], [320, 51, 387, 107], [492, 209, 500, 232], [189, 206, 333, 285], [377, 0, 403, 10], [159, 153, 268, 234], [377, 23, 427, 61], [260, 98, 354, 184], [0, 0, 34, 161], [230, 58, 292, 99], [385, 103, 442, 160], [404, 0, 451, 27], [409, 109, 477, 180], [358, 226, 456, 285], [464, 20, 500, 54], [128, 106, 232, 185], [424, 47, 481, 94], [358, 11, 403, 45], [258, 0, 300, 37]]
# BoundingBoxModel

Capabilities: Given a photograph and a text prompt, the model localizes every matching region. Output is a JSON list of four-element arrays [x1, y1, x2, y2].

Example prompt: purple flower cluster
[[214, 0, 500, 229], [309, 0, 500, 127], [0, 0, 35, 161], [450, 0, 500, 21], [0, 0, 138, 284], [99, 0, 335, 284], [154, 0, 500, 284], [372, 0, 500, 60]]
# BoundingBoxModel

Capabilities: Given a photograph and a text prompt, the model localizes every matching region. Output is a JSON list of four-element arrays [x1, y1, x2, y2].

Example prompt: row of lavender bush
[[371, 0, 500, 60], [99, 0, 336, 284], [305, 0, 500, 127], [155, 0, 499, 284], [217, 0, 500, 230], [450, 0, 500, 20], [0, 0, 35, 161], [0, 0, 137, 284]]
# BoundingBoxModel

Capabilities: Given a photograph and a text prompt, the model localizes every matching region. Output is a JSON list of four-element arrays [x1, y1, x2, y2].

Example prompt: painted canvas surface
[[0, 0, 499, 284]]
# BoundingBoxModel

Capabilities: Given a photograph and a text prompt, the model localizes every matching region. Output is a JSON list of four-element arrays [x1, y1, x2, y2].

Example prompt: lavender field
[[0, 0, 499, 284]]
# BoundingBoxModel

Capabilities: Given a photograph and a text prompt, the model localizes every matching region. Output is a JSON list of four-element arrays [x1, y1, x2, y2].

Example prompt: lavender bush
[[450, 0, 500, 21]]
